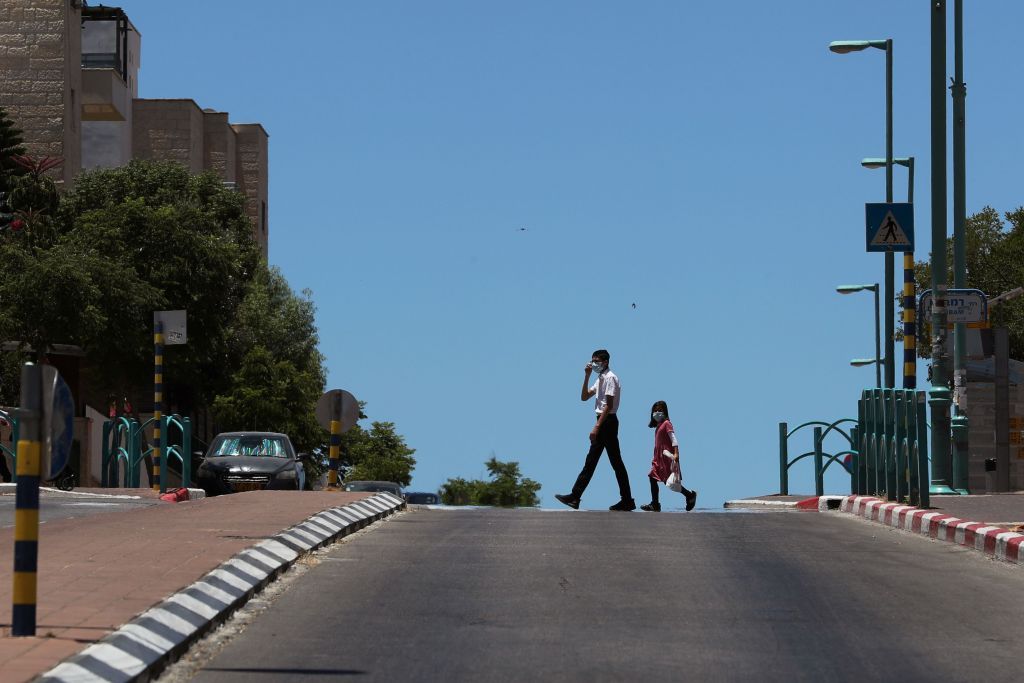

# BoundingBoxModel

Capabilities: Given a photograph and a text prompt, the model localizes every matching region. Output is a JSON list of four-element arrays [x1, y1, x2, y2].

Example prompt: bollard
[[813, 427, 824, 496], [779, 422, 789, 495], [12, 363, 41, 636]]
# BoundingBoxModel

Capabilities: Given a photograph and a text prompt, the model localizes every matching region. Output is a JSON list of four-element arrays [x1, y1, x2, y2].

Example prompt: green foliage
[[341, 420, 417, 487], [0, 107, 26, 195], [212, 266, 326, 463], [58, 160, 260, 399], [914, 206, 1024, 358], [439, 457, 541, 507]]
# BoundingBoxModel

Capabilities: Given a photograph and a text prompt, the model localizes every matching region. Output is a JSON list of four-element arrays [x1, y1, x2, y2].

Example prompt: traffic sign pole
[[328, 392, 341, 490], [153, 320, 163, 491], [12, 363, 42, 636], [885, 36, 894, 390]]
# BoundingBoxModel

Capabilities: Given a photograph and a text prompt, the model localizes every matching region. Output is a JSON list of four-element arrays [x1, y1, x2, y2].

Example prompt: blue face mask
[[591, 362, 605, 374], [652, 411, 666, 422]]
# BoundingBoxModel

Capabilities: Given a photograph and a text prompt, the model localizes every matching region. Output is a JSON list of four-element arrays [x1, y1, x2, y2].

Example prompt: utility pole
[[929, 0, 955, 494], [949, 0, 970, 492]]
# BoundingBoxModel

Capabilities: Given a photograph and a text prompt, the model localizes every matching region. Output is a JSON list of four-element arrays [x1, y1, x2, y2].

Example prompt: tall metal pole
[[884, 39, 895, 389], [153, 320, 163, 491], [950, 0, 970, 492], [929, 0, 955, 494], [903, 158, 916, 389], [874, 284, 882, 389]]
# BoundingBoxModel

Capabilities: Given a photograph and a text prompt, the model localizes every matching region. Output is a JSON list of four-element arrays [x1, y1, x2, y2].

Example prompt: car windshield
[[210, 436, 290, 458]]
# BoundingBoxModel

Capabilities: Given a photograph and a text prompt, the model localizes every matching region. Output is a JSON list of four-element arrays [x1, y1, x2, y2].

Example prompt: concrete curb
[[837, 495, 1024, 566], [36, 492, 405, 683], [723, 496, 845, 510], [724, 498, 801, 509]]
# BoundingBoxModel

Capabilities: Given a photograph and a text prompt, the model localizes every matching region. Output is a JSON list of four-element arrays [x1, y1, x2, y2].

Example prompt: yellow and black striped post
[[12, 362, 42, 636], [153, 320, 163, 491], [328, 393, 341, 489], [903, 253, 916, 389]]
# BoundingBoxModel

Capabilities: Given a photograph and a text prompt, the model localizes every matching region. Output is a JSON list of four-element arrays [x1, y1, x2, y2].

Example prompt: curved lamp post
[[837, 283, 881, 388], [830, 39, 894, 389]]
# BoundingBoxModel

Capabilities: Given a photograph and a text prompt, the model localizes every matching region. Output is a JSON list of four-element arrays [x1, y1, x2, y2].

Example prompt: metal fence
[[856, 388, 929, 507], [778, 419, 858, 496], [102, 414, 192, 492]]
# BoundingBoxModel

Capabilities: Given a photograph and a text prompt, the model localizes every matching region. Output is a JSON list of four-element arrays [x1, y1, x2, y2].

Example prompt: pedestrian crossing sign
[[865, 202, 914, 252]]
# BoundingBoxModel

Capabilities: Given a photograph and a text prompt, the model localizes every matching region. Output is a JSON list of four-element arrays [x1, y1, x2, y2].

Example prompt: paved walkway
[[728, 493, 1024, 528], [0, 490, 374, 683]]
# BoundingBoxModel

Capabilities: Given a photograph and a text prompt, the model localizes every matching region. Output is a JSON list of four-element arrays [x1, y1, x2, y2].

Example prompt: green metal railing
[[778, 419, 858, 496], [160, 414, 191, 493], [101, 414, 191, 492], [0, 408, 19, 482], [102, 417, 140, 488], [857, 388, 929, 507]]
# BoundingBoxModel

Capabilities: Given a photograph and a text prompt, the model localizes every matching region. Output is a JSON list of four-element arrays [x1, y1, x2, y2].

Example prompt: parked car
[[196, 432, 307, 496], [405, 491, 441, 505], [342, 480, 403, 497]]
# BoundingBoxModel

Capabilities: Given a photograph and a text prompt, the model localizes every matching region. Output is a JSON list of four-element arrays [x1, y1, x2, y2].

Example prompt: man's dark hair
[[592, 349, 610, 363]]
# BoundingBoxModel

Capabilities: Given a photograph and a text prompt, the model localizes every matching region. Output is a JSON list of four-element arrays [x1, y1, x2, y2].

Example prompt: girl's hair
[[648, 400, 670, 428]]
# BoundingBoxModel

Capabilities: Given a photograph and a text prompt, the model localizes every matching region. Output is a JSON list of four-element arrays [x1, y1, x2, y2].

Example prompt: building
[[0, 0, 269, 256]]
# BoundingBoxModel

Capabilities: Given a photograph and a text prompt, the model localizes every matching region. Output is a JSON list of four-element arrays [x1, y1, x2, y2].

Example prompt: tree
[[440, 457, 541, 507], [0, 155, 129, 361], [340, 419, 417, 487], [914, 206, 1024, 359], [57, 160, 260, 401], [0, 107, 26, 196], [212, 266, 326, 457]]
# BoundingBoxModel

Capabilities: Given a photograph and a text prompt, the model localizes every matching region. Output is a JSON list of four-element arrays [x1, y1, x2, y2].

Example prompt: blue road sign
[[41, 365, 74, 479], [865, 202, 914, 252]]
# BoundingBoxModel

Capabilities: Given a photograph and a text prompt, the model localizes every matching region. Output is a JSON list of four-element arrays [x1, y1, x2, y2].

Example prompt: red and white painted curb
[[838, 495, 1024, 566]]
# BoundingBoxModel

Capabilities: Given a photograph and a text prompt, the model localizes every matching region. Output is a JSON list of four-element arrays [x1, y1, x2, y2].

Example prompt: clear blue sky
[[126, 1, 1024, 508]]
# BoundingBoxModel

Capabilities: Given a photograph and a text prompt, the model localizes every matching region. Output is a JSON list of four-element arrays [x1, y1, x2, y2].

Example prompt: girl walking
[[641, 401, 697, 512]]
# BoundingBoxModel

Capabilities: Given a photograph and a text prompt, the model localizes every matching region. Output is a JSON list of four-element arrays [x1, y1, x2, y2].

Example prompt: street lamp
[[861, 157, 913, 204], [830, 38, 895, 389], [837, 283, 881, 388]]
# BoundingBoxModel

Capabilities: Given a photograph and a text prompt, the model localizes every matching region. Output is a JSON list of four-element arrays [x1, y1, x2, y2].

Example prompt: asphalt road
[[181, 508, 1024, 682], [0, 486, 159, 527]]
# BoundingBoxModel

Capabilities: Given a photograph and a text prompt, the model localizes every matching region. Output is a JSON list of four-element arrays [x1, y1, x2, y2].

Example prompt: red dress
[[648, 419, 676, 483]]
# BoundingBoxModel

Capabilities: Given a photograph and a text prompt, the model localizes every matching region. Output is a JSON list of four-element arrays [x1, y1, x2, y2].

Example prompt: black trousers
[[571, 414, 632, 500]]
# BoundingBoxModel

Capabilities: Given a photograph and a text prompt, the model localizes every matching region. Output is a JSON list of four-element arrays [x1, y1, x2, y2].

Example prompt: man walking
[[556, 349, 635, 511]]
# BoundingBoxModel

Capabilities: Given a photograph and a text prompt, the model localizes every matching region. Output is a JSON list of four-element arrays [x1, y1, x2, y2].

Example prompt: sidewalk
[[0, 490, 401, 683], [727, 491, 1024, 567], [726, 491, 1024, 529]]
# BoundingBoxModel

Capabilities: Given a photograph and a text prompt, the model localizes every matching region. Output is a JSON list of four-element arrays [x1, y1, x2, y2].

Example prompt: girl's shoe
[[685, 491, 697, 511], [640, 502, 661, 512]]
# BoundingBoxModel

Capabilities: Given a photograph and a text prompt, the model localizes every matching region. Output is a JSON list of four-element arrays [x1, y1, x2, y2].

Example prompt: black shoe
[[555, 493, 580, 510], [685, 491, 697, 512], [609, 498, 636, 512], [640, 502, 661, 512]]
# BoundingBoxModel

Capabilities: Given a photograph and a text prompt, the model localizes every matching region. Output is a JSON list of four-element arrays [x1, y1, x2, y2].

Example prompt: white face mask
[[590, 362, 605, 374], [652, 411, 666, 422]]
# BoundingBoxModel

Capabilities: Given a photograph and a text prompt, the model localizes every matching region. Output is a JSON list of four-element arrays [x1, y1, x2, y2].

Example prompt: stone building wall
[[0, 0, 81, 186], [231, 123, 268, 256], [965, 381, 1024, 492], [131, 98, 205, 173], [202, 110, 236, 183]]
